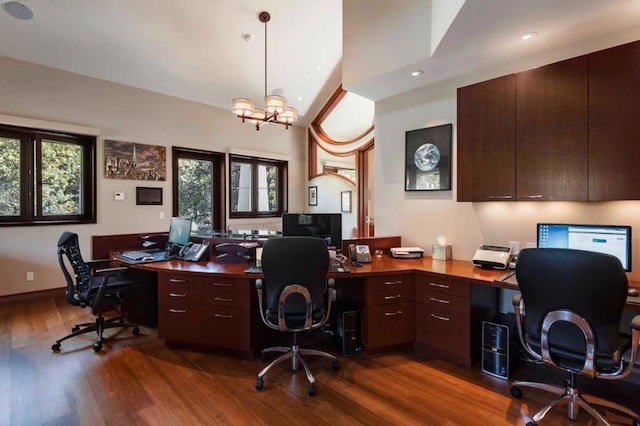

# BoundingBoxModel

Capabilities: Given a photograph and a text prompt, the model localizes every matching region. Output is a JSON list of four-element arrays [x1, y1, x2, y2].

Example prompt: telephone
[[179, 242, 210, 262], [348, 244, 372, 263]]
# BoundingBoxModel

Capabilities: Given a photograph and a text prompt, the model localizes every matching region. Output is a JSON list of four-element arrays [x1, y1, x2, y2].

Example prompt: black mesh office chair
[[510, 248, 640, 426], [255, 236, 340, 396], [52, 231, 140, 352]]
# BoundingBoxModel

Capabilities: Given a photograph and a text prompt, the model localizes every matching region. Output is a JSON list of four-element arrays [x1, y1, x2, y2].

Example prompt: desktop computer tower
[[482, 313, 519, 380], [335, 310, 363, 356]]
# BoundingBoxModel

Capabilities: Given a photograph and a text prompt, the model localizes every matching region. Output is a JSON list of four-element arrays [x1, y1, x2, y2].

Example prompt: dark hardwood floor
[[1, 296, 638, 425]]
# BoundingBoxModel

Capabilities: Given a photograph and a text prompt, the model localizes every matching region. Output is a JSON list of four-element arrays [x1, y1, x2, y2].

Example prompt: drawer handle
[[213, 282, 233, 287], [429, 282, 449, 289], [384, 295, 402, 300], [430, 313, 450, 321], [213, 313, 233, 319], [169, 278, 187, 283], [384, 280, 403, 285], [518, 195, 543, 199], [214, 297, 233, 302], [384, 311, 403, 316], [169, 309, 187, 313], [169, 293, 187, 298], [488, 195, 513, 200], [429, 297, 450, 304]]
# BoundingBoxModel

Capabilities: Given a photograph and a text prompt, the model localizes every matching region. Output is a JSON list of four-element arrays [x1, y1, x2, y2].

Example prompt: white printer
[[472, 244, 511, 270]]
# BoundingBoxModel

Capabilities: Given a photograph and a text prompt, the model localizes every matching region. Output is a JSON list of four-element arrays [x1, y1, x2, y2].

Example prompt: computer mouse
[[351, 261, 363, 267], [629, 288, 640, 297]]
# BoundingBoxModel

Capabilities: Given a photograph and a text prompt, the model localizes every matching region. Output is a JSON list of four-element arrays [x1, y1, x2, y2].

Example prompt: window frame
[[229, 154, 288, 219], [0, 124, 96, 226]]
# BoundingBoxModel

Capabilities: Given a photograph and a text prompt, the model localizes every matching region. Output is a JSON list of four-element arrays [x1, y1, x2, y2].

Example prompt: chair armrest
[[94, 266, 129, 276], [86, 258, 114, 267], [256, 279, 263, 290], [632, 314, 640, 331], [327, 277, 335, 289], [512, 293, 522, 306]]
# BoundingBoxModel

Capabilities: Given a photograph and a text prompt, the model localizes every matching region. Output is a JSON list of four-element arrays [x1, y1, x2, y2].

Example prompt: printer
[[472, 244, 511, 270]]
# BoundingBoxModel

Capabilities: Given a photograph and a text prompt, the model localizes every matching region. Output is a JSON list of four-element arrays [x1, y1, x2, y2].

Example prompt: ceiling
[[1, 0, 640, 127]]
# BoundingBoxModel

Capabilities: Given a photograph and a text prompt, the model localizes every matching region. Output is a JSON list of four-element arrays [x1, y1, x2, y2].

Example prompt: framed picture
[[405, 123, 452, 191], [104, 139, 166, 181], [341, 191, 352, 212], [308, 186, 318, 206]]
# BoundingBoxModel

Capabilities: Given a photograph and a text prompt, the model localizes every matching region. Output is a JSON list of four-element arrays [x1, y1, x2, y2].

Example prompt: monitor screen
[[168, 217, 192, 247], [537, 223, 632, 271], [282, 213, 342, 251]]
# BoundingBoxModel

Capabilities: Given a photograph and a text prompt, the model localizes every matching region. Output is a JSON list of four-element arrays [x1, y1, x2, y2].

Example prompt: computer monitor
[[282, 213, 342, 251], [168, 217, 192, 247], [537, 223, 632, 272]]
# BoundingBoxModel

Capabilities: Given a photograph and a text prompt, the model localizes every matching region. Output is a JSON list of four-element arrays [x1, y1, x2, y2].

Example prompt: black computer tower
[[482, 313, 519, 379], [336, 310, 363, 356]]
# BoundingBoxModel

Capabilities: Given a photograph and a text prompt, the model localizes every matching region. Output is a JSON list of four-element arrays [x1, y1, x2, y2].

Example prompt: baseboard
[[0, 287, 65, 306]]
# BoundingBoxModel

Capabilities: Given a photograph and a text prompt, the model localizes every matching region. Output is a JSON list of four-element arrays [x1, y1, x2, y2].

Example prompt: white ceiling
[[2, 0, 640, 127]]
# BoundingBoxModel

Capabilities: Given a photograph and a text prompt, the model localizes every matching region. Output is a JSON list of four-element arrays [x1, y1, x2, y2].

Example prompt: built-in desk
[[111, 253, 640, 366]]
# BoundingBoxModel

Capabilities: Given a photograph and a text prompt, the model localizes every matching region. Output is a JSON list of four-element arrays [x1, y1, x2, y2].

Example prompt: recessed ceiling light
[[2, 1, 34, 20], [410, 70, 424, 77], [315, 66, 321, 71], [296, 96, 303, 101], [521, 32, 538, 41]]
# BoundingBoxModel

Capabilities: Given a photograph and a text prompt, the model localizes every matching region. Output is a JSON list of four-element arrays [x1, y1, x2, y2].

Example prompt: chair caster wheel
[[51, 342, 61, 351], [332, 360, 341, 370], [71, 326, 80, 332], [510, 386, 523, 399], [260, 352, 269, 363], [93, 342, 102, 352], [308, 384, 316, 396], [132, 327, 140, 336], [255, 378, 264, 391]]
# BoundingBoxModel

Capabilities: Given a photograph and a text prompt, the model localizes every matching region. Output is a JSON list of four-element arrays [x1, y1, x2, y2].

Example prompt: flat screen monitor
[[537, 223, 632, 272], [282, 213, 342, 251], [168, 217, 192, 247]]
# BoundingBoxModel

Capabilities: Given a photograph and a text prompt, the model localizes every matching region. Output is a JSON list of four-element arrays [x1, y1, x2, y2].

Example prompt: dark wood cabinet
[[457, 74, 516, 201], [589, 40, 640, 200], [515, 55, 589, 201]]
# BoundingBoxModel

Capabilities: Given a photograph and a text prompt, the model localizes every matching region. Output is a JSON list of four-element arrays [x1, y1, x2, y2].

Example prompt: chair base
[[511, 378, 640, 426], [51, 314, 139, 352], [256, 343, 340, 396]]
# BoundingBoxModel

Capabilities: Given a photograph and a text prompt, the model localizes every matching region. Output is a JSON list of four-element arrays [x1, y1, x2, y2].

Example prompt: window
[[229, 154, 287, 218], [172, 147, 225, 234], [0, 125, 96, 226]]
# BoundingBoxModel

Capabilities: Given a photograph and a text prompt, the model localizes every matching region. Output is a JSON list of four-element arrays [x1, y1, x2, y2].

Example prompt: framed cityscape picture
[[404, 123, 452, 191]]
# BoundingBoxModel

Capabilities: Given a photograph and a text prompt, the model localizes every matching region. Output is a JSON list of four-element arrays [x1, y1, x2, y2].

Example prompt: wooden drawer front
[[201, 288, 249, 308], [415, 287, 469, 314], [158, 273, 203, 287], [158, 300, 202, 344], [417, 274, 469, 298], [416, 303, 469, 356], [158, 284, 201, 303], [202, 305, 250, 351], [203, 277, 250, 295], [367, 275, 414, 303], [367, 303, 415, 349]]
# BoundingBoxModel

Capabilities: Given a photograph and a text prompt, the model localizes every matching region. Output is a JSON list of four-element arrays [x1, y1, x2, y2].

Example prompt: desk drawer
[[367, 274, 414, 296], [158, 272, 204, 287], [202, 305, 250, 351], [416, 302, 469, 356], [417, 273, 469, 298], [367, 303, 415, 349], [158, 284, 201, 303], [415, 287, 469, 314], [158, 300, 202, 344], [201, 287, 250, 308], [368, 284, 414, 306], [202, 277, 249, 294]]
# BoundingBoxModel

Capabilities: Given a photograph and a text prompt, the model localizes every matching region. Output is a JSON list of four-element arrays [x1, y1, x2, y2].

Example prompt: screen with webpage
[[537, 223, 632, 271], [168, 217, 193, 247]]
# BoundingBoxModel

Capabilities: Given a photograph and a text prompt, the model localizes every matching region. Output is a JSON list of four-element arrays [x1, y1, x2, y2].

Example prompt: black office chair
[[52, 231, 140, 352], [510, 248, 640, 426], [254, 236, 340, 396]]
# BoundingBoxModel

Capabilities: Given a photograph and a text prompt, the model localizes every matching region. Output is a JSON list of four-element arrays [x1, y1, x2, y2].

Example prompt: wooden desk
[[112, 253, 640, 366]]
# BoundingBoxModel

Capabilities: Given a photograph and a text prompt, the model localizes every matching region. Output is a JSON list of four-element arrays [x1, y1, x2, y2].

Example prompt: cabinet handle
[[429, 282, 449, 289], [429, 297, 450, 304], [384, 295, 402, 300], [169, 293, 187, 298], [169, 278, 187, 283], [430, 313, 450, 321], [518, 195, 543, 199], [214, 297, 233, 302], [384, 310, 403, 316], [213, 282, 233, 287], [384, 280, 403, 285], [488, 195, 513, 200], [213, 313, 233, 319], [169, 309, 187, 313]]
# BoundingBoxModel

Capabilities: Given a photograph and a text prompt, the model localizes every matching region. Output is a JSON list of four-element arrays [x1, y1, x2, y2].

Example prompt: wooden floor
[[1, 297, 638, 425]]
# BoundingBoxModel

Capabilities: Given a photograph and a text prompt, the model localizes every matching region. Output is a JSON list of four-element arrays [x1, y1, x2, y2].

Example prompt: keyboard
[[244, 261, 350, 274], [120, 250, 152, 261]]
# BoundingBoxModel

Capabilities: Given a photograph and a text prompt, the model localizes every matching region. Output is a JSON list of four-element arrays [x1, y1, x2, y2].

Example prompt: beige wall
[[0, 57, 306, 297]]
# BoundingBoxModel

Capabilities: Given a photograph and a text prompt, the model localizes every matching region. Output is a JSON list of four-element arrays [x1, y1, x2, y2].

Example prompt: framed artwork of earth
[[405, 123, 452, 191]]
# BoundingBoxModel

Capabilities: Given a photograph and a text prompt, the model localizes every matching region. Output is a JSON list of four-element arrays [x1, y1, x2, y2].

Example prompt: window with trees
[[229, 154, 287, 218], [172, 147, 225, 235], [0, 125, 96, 226]]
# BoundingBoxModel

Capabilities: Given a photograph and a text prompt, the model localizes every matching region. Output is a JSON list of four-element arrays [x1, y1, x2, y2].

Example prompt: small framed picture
[[405, 123, 452, 191], [341, 191, 352, 212], [308, 186, 318, 206]]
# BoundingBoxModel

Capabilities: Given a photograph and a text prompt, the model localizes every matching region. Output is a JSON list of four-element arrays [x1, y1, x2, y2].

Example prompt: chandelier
[[232, 11, 298, 130]]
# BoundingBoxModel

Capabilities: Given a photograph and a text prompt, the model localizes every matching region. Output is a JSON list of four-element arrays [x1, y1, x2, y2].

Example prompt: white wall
[[0, 57, 305, 297], [375, 32, 640, 283]]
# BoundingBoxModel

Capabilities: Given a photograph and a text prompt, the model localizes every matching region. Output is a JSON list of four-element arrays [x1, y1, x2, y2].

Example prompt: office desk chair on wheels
[[510, 248, 640, 426], [255, 236, 340, 396], [52, 231, 140, 352]]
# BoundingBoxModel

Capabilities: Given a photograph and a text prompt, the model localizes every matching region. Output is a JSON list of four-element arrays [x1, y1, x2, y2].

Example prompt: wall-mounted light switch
[[114, 192, 125, 201], [159, 211, 165, 219]]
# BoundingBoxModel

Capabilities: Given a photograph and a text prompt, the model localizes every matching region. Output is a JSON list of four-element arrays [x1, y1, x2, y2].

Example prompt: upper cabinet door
[[515, 56, 589, 201], [457, 75, 516, 202], [589, 40, 640, 201]]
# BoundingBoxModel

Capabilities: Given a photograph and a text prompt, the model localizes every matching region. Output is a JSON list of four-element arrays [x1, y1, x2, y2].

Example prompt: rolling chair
[[510, 248, 640, 426], [52, 231, 140, 352], [255, 236, 340, 396]]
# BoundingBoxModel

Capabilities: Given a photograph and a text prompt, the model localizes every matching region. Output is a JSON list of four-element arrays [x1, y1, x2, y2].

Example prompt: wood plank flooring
[[1, 296, 638, 425]]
